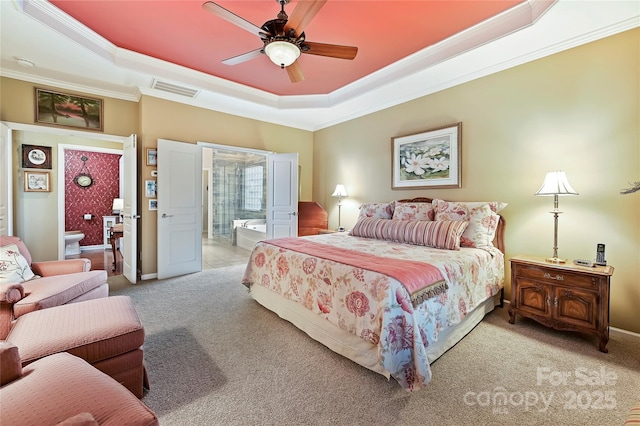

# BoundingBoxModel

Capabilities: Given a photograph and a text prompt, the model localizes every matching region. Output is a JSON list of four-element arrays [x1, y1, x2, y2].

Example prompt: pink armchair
[[0, 236, 108, 339]]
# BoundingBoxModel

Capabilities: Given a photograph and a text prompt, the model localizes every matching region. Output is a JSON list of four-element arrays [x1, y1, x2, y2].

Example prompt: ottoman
[[6, 295, 148, 398], [1, 343, 158, 425]]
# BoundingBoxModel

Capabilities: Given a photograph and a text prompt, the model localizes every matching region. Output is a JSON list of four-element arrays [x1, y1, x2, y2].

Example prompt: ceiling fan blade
[[202, 1, 265, 37], [285, 0, 327, 36], [286, 61, 305, 83], [303, 42, 358, 60], [222, 48, 264, 65]]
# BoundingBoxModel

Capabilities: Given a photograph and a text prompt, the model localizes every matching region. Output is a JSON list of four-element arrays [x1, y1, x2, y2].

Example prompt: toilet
[[64, 231, 85, 257]]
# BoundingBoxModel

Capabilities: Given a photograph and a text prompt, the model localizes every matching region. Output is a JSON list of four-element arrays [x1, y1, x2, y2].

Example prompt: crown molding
[[8, 0, 639, 131]]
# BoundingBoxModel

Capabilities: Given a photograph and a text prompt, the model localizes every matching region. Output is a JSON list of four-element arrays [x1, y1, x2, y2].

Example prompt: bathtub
[[236, 222, 267, 251]]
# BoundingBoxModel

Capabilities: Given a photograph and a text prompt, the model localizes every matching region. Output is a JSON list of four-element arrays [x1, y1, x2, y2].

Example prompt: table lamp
[[534, 171, 578, 263], [331, 184, 348, 232]]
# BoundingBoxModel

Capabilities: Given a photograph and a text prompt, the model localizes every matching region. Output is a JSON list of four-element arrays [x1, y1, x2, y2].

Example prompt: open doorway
[[201, 144, 269, 269]]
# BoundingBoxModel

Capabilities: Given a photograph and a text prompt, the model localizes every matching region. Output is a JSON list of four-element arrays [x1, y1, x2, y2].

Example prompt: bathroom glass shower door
[[212, 164, 239, 241]]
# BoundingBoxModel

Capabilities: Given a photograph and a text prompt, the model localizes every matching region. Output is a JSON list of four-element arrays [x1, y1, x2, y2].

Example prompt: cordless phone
[[595, 243, 606, 266]]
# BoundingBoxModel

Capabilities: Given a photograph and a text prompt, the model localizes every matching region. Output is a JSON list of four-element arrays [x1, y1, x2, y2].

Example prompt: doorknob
[[289, 212, 298, 216], [161, 213, 174, 218]]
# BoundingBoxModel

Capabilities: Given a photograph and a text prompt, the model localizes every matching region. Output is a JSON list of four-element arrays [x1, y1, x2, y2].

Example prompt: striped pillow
[[350, 218, 468, 250]]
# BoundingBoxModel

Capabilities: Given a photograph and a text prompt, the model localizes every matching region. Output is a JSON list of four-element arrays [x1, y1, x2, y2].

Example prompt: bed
[[242, 197, 506, 391]]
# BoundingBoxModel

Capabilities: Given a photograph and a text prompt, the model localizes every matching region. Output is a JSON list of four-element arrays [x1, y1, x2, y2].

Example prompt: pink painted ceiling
[[50, 0, 524, 96]]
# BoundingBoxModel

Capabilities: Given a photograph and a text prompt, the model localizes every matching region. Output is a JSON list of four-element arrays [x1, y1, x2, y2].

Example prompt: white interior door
[[0, 123, 11, 236], [122, 134, 138, 284], [267, 153, 298, 238], [157, 139, 202, 280]]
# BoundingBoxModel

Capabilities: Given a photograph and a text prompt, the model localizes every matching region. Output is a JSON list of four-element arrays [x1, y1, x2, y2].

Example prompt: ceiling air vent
[[151, 79, 199, 98]]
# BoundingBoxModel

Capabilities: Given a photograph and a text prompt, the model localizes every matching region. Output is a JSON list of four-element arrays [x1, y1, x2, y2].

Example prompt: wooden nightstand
[[509, 255, 614, 352]]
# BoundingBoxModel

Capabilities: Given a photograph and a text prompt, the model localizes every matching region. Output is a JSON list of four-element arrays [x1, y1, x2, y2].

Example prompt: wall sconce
[[535, 171, 578, 263], [331, 184, 348, 232]]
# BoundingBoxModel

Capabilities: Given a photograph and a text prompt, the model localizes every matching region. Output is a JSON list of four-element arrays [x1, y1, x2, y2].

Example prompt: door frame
[[198, 141, 273, 243], [1, 121, 128, 259], [57, 144, 123, 259]]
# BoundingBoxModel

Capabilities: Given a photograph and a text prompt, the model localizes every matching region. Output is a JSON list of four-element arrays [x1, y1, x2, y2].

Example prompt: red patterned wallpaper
[[65, 150, 121, 246]]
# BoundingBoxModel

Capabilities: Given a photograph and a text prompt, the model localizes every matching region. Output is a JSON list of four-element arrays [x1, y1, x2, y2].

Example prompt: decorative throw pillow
[[358, 202, 395, 220], [432, 199, 506, 250], [350, 217, 468, 250], [0, 244, 36, 284], [392, 202, 435, 221]]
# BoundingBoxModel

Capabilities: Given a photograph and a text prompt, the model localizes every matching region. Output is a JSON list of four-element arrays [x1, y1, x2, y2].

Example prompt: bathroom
[[63, 149, 122, 257], [202, 146, 267, 251]]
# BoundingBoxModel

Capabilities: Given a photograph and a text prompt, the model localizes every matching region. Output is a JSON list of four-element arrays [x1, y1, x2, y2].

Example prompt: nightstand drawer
[[514, 263, 597, 290]]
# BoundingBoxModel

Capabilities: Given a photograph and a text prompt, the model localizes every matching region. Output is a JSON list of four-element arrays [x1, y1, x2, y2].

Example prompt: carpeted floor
[[110, 265, 640, 426]]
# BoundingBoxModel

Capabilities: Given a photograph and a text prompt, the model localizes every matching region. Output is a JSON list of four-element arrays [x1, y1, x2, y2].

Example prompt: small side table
[[509, 255, 614, 352], [109, 224, 124, 272]]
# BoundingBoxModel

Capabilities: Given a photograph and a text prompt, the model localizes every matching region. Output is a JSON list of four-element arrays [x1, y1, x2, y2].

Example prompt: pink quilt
[[265, 237, 447, 307]]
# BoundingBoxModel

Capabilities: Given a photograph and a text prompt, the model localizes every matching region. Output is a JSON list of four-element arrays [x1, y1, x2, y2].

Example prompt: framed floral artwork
[[392, 122, 462, 189]]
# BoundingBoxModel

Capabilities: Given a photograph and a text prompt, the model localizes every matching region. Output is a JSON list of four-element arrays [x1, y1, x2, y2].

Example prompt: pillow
[[392, 202, 434, 221], [0, 244, 36, 284], [351, 217, 468, 250], [433, 199, 506, 249], [358, 202, 395, 220]]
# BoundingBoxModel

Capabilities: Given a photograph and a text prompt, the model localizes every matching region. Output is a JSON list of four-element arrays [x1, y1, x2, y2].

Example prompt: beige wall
[[313, 29, 640, 333], [0, 79, 139, 136]]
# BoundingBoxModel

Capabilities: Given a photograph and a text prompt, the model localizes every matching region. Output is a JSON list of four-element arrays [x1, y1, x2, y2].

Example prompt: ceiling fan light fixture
[[264, 40, 300, 68]]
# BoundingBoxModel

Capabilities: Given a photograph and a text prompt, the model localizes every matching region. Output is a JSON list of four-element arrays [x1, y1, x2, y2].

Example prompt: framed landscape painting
[[35, 88, 103, 131], [392, 123, 462, 189]]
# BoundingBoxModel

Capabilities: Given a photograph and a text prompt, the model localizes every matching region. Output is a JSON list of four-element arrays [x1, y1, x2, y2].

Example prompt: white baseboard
[[140, 273, 158, 281]]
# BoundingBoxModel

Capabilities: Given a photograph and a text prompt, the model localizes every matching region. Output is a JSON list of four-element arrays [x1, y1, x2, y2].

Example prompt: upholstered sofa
[[0, 341, 158, 425], [0, 236, 108, 339]]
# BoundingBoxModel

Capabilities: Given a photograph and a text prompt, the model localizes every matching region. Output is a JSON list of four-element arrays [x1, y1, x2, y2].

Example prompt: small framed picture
[[149, 199, 158, 210], [145, 180, 157, 198], [22, 144, 52, 169], [24, 170, 51, 192], [146, 148, 157, 166]]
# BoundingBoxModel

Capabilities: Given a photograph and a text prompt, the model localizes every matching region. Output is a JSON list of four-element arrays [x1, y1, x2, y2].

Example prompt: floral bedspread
[[242, 233, 504, 391]]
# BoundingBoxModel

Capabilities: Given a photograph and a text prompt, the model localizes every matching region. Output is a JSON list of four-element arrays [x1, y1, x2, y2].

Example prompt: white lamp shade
[[112, 198, 124, 211], [264, 41, 301, 67], [332, 184, 347, 197], [535, 171, 578, 196]]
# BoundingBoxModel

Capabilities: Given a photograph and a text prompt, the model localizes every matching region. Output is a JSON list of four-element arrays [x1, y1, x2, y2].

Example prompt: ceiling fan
[[202, 0, 358, 83]]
